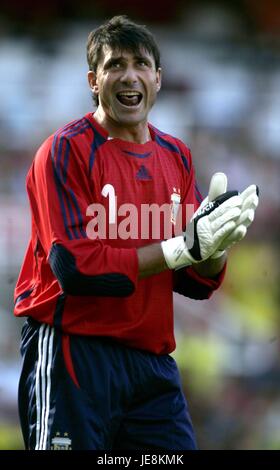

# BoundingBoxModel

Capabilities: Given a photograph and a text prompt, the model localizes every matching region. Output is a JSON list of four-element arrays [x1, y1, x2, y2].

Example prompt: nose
[[120, 65, 138, 85]]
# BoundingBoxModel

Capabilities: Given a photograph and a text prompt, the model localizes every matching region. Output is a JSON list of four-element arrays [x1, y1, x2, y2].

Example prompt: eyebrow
[[103, 53, 153, 70], [103, 57, 124, 69], [134, 55, 153, 65]]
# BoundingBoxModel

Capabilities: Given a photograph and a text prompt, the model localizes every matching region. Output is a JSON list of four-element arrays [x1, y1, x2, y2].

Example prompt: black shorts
[[18, 318, 197, 450]]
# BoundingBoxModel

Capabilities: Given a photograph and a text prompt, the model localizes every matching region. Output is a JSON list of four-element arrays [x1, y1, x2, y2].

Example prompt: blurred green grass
[[0, 425, 24, 450]]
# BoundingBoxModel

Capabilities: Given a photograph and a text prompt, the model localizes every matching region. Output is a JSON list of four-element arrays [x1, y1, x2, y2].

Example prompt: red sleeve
[[27, 135, 138, 297], [172, 141, 226, 299]]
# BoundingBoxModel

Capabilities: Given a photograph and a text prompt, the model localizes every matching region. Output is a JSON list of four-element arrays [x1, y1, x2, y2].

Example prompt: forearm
[[192, 252, 227, 278], [137, 241, 226, 280], [138, 243, 168, 279]]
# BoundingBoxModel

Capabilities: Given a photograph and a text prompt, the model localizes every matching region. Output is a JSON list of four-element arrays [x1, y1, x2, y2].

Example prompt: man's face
[[88, 45, 161, 127]]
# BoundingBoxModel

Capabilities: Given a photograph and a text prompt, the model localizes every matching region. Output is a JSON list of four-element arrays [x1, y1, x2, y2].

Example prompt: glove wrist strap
[[161, 236, 193, 269]]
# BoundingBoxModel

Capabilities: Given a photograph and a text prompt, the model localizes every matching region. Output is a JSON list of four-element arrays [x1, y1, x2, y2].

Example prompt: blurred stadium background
[[0, 0, 279, 449]]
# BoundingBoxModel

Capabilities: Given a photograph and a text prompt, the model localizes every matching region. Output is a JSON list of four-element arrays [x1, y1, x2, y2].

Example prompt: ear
[[87, 70, 99, 95], [156, 67, 162, 92]]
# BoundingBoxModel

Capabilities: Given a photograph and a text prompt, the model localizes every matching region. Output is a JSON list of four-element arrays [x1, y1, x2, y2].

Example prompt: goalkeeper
[[14, 15, 259, 450]]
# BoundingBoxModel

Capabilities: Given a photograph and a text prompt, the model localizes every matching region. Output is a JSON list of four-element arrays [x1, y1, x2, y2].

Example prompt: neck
[[94, 108, 151, 144]]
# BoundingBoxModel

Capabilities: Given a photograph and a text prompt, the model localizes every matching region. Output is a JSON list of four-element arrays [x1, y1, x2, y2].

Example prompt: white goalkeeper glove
[[207, 174, 259, 258], [161, 188, 242, 269]]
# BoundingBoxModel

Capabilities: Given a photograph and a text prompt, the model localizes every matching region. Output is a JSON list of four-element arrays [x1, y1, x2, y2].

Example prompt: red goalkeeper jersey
[[14, 113, 225, 354]]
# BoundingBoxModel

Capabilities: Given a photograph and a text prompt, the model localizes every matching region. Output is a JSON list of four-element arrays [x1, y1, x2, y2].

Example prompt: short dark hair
[[87, 15, 161, 73]]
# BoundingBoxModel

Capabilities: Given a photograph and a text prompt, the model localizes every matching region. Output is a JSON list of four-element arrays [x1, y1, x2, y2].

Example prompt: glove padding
[[217, 184, 259, 252], [206, 174, 259, 256], [161, 189, 242, 269], [184, 190, 241, 261]]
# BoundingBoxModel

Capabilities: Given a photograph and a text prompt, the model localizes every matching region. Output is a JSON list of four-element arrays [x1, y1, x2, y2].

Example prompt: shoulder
[[30, 117, 89, 178], [52, 115, 92, 145], [34, 116, 89, 154], [36, 114, 100, 163], [149, 123, 193, 169]]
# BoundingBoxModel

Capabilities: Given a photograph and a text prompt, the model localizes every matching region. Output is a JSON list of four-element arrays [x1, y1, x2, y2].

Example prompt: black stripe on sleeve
[[173, 270, 212, 300], [49, 243, 135, 297]]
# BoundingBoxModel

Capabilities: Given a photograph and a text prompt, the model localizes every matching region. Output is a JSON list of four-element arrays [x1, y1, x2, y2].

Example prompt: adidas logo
[[136, 165, 152, 181]]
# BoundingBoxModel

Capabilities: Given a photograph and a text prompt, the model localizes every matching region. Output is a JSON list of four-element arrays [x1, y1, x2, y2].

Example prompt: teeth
[[117, 91, 141, 96]]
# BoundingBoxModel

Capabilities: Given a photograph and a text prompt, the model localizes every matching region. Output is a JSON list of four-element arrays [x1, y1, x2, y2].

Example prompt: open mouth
[[116, 91, 143, 107]]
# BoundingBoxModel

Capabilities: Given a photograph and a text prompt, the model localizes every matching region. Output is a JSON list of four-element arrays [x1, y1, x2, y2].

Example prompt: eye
[[137, 60, 148, 67], [105, 60, 123, 71], [111, 62, 121, 69]]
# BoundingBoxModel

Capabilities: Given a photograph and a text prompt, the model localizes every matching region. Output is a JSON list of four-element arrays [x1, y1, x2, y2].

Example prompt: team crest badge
[[51, 432, 72, 450], [170, 188, 181, 224]]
